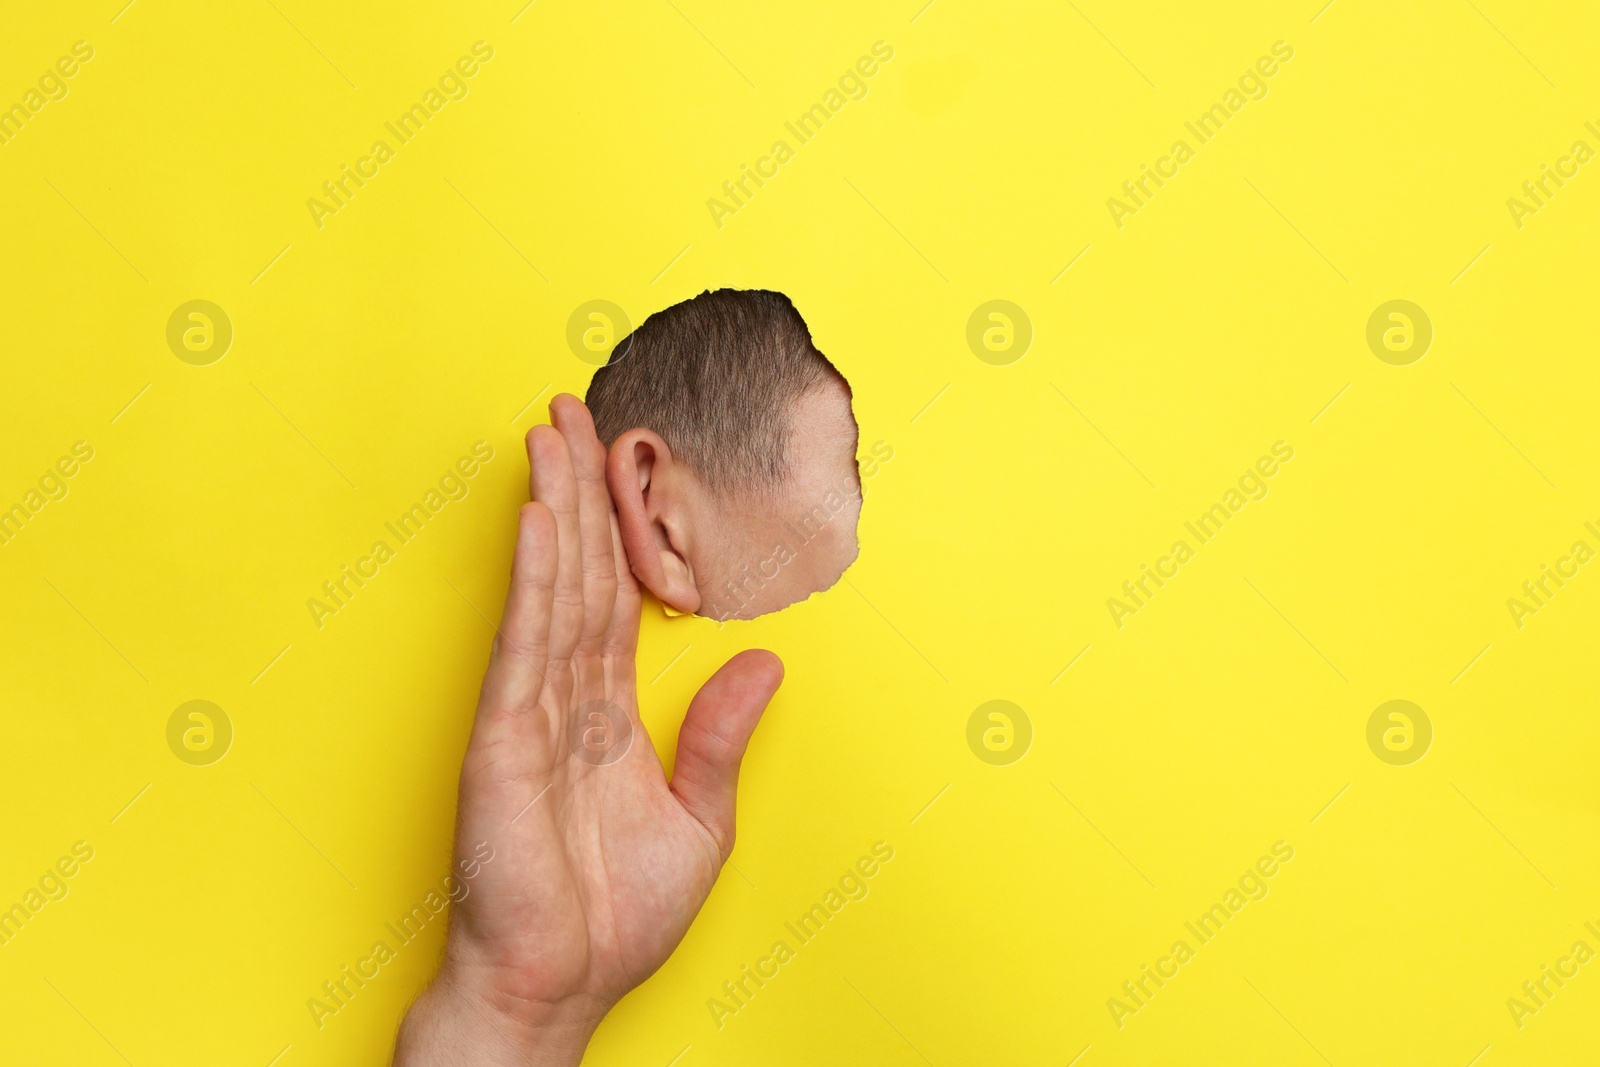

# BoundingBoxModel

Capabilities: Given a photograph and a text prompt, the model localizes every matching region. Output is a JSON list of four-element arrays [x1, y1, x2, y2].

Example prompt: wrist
[[396, 958, 607, 1067]]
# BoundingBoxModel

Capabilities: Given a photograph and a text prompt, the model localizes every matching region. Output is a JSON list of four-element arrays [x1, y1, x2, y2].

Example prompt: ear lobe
[[605, 429, 702, 615]]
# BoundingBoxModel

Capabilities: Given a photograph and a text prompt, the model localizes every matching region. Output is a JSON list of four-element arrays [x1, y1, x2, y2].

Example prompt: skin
[[605, 375, 862, 622], [394, 394, 784, 1065]]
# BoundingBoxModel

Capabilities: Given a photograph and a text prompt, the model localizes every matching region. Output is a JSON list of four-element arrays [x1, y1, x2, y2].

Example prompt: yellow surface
[[2, 1, 1597, 1064]]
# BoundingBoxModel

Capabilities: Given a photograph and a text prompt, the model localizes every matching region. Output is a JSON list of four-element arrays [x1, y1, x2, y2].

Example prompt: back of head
[[585, 289, 843, 494]]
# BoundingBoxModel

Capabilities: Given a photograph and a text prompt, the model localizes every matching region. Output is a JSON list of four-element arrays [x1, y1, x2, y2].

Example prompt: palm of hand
[[442, 396, 782, 1033]]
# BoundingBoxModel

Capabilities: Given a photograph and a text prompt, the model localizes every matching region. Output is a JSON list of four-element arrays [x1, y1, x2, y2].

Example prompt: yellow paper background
[[1, 1, 1597, 1064]]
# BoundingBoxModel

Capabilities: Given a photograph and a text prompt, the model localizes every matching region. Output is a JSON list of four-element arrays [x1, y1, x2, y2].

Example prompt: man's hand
[[395, 395, 784, 1065]]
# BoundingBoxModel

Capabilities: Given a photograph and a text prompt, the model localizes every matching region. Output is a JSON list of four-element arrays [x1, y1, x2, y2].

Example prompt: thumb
[[670, 649, 784, 859]]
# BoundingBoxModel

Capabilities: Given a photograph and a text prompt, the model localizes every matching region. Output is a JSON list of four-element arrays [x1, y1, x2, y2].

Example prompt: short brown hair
[[585, 289, 843, 492]]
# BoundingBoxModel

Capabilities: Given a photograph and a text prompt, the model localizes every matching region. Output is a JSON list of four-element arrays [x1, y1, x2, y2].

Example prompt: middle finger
[[550, 394, 619, 656]]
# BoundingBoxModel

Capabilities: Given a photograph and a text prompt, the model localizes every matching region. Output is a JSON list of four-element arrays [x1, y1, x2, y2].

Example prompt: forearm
[[394, 966, 601, 1067]]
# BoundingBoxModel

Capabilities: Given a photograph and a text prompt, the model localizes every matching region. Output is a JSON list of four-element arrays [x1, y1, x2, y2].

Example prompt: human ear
[[604, 428, 701, 615]]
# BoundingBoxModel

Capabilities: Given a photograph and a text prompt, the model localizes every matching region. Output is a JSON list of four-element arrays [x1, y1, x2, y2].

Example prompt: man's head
[[586, 289, 861, 621]]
